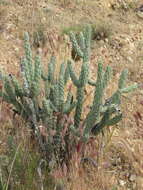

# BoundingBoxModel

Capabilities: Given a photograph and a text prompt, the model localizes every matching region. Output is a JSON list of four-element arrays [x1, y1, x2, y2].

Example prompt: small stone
[[116, 56, 120, 61], [127, 57, 133, 63], [119, 179, 126, 186], [129, 174, 136, 182], [105, 38, 109, 43]]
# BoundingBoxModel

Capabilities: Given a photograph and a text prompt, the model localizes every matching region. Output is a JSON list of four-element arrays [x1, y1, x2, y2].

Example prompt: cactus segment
[[48, 55, 56, 83], [102, 66, 112, 90], [118, 69, 128, 89], [77, 32, 86, 52], [79, 62, 89, 87], [10, 76, 24, 97], [83, 25, 92, 62], [58, 63, 65, 111], [69, 31, 84, 58], [74, 87, 84, 128], [68, 60, 80, 87], [31, 56, 42, 97], [120, 83, 138, 93]]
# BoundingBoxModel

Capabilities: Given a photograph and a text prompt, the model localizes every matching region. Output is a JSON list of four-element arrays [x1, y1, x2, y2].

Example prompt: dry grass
[[0, 0, 143, 189]]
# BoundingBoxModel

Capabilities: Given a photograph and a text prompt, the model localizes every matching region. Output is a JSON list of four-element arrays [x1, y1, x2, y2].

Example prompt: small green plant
[[33, 24, 47, 48], [92, 22, 112, 41], [0, 0, 10, 6], [0, 26, 138, 170], [62, 24, 86, 36], [111, 0, 137, 11]]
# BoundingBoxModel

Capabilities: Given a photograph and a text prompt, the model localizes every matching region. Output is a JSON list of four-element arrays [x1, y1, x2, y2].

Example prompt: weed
[[32, 24, 47, 48]]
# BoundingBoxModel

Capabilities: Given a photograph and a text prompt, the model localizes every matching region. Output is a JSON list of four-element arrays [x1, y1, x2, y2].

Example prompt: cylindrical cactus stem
[[74, 62, 89, 128], [10, 75, 24, 97], [88, 79, 96, 86], [83, 25, 92, 62], [68, 60, 80, 87], [120, 83, 138, 93], [31, 56, 42, 97], [83, 62, 104, 136], [69, 31, 84, 58], [118, 69, 128, 89], [91, 111, 122, 136], [4, 76, 16, 102], [47, 55, 56, 84], [74, 87, 84, 128], [58, 63, 65, 112], [102, 66, 112, 90], [79, 62, 89, 87], [77, 32, 86, 53]]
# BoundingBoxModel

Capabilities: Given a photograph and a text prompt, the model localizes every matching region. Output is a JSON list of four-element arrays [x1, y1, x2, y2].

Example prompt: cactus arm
[[102, 66, 112, 90], [63, 101, 76, 114], [106, 113, 122, 126], [83, 25, 92, 62], [19, 58, 29, 96], [47, 55, 56, 83], [52, 84, 60, 109], [63, 91, 76, 114], [77, 32, 86, 52], [74, 61, 89, 128], [41, 55, 56, 83], [10, 75, 24, 97], [88, 79, 96, 86], [68, 60, 80, 87], [31, 56, 42, 97], [79, 62, 89, 87], [42, 99, 54, 129], [118, 69, 128, 89], [91, 111, 122, 136], [3, 76, 16, 102], [120, 83, 138, 93], [83, 62, 104, 136], [69, 32, 84, 58], [74, 87, 84, 128], [58, 63, 65, 112]]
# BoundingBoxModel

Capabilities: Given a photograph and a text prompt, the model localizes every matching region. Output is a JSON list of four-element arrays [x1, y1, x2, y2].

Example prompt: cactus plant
[[0, 26, 138, 170]]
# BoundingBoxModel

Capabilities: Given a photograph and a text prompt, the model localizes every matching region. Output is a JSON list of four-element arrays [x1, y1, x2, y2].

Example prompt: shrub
[[0, 26, 138, 170]]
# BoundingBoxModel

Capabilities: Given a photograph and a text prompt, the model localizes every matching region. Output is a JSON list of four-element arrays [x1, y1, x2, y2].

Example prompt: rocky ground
[[0, 0, 143, 189]]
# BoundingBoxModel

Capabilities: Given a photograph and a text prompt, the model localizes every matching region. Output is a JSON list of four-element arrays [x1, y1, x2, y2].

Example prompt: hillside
[[0, 0, 143, 189]]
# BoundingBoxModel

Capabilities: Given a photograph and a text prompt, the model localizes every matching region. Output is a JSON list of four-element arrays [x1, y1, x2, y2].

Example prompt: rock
[[127, 56, 133, 63], [119, 179, 126, 186], [129, 174, 136, 182], [136, 12, 143, 19]]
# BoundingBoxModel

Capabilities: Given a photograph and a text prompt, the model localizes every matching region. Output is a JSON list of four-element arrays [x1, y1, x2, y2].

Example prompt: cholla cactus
[[68, 26, 91, 128], [0, 26, 138, 169]]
